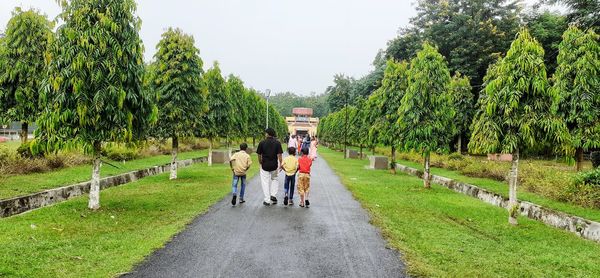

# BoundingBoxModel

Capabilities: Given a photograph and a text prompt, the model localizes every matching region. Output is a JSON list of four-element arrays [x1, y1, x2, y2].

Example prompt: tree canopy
[[197, 62, 231, 141], [0, 8, 54, 143], [553, 26, 600, 170], [151, 28, 206, 140]]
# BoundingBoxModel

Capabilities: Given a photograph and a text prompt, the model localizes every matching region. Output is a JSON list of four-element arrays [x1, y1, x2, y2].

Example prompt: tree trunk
[[457, 133, 462, 154], [344, 143, 348, 159], [576, 147, 584, 172], [423, 152, 431, 188], [170, 135, 178, 180], [372, 146, 375, 155], [88, 141, 102, 210], [508, 148, 520, 225], [20, 122, 28, 144], [252, 137, 256, 147], [208, 138, 213, 166], [359, 144, 363, 159], [227, 135, 231, 157], [390, 145, 396, 174]]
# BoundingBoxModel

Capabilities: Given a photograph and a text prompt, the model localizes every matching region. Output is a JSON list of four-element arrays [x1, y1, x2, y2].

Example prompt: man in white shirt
[[288, 134, 298, 151]]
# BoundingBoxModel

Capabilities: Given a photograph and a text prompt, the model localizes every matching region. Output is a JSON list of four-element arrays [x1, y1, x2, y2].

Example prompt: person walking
[[288, 134, 298, 151], [281, 147, 299, 206], [301, 135, 311, 153], [229, 143, 252, 206], [296, 135, 302, 155], [309, 136, 318, 160], [256, 128, 283, 206], [297, 148, 313, 208]]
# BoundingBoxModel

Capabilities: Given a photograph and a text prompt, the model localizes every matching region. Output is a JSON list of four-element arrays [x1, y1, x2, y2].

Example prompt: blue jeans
[[284, 174, 296, 200], [232, 175, 247, 199]]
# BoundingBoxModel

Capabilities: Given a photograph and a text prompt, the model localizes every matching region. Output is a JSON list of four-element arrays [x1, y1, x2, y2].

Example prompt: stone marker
[[346, 149, 359, 159], [368, 155, 388, 169], [212, 150, 230, 164]]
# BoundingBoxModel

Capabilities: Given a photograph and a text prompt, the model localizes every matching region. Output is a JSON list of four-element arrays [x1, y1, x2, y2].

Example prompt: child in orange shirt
[[297, 148, 313, 208]]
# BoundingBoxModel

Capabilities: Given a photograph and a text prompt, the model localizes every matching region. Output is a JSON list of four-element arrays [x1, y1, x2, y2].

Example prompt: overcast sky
[[1, 0, 546, 95]]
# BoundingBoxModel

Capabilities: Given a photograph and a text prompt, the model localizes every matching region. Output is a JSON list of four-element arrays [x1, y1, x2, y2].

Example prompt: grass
[[0, 150, 208, 200], [0, 156, 257, 278], [394, 158, 600, 223], [320, 147, 600, 277]]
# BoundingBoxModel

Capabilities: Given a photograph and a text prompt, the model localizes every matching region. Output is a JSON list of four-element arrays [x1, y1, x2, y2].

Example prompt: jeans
[[284, 174, 296, 200], [232, 175, 247, 199]]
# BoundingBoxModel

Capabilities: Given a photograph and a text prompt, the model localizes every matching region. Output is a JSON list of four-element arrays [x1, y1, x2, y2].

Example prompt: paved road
[[124, 156, 406, 278]]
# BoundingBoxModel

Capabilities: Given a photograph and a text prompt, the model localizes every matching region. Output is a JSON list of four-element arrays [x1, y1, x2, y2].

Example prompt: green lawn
[[320, 147, 600, 277], [394, 158, 600, 223], [0, 150, 207, 200], [0, 157, 255, 277]]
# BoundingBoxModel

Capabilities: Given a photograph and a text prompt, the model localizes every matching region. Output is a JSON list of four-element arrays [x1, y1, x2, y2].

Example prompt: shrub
[[448, 153, 464, 160], [591, 151, 600, 168], [16, 142, 42, 159], [102, 144, 141, 161], [568, 168, 600, 208]]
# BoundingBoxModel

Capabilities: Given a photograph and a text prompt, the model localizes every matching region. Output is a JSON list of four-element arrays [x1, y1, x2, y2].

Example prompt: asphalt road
[[124, 155, 406, 278]]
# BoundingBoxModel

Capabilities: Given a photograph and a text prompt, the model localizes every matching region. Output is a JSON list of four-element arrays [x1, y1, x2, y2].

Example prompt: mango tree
[[34, 0, 156, 210], [553, 26, 600, 171], [469, 28, 568, 225], [0, 8, 53, 145], [151, 28, 206, 179], [398, 43, 455, 187], [448, 72, 473, 153]]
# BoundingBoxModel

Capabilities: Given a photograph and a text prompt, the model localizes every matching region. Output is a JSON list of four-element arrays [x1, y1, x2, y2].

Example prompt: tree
[[198, 62, 231, 165], [469, 28, 568, 225], [398, 43, 455, 188], [541, 0, 599, 28], [351, 97, 370, 158], [369, 60, 409, 172], [388, 0, 521, 91], [326, 74, 354, 113], [0, 8, 53, 144], [525, 10, 569, 74], [151, 28, 206, 180], [553, 26, 600, 171], [449, 72, 473, 153], [245, 88, 266, 146], [226, 75, 248, 144], [34, 0, 156, 210]]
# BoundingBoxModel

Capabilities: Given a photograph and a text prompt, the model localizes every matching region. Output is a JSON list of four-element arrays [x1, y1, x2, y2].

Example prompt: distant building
[[286, 107, 319, 137]]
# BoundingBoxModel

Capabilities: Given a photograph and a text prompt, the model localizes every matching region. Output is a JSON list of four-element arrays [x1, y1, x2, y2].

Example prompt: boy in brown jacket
[[230, 143, 252, 206]]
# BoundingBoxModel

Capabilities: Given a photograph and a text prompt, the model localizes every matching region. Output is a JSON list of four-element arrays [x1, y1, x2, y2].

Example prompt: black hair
[[301, 148, 309, 155], [288, 147, 296, 155], [240, 143, 248, 150], [265, 128, 276, 137]]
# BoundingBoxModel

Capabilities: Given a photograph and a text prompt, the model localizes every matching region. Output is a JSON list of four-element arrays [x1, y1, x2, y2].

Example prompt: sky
[[1, 0, 548, 96]]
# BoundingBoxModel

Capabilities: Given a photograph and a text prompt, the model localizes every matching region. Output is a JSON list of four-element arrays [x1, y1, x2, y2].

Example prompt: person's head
[[301, 148, 309, 156], [265, 127, 276, 138], [239, 143, 248, 151], [292, 134, 296, 139], [288, 147, 296, 155]]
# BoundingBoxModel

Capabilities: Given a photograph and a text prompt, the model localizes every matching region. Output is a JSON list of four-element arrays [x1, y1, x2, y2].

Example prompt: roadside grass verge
[[0, 150, 207, 200], [394, 158, 600, 222], [320, 147, 600, 277], [0, 157, 256, 278]]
